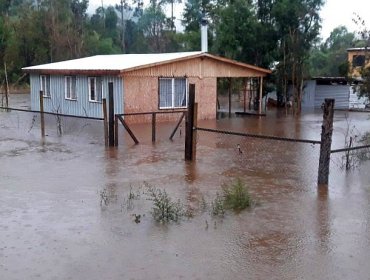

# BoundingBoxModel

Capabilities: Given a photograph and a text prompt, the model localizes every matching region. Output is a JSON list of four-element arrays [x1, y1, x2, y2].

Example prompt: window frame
[[40, 75, 51, 98], [158, 77, 188, 109], [65, 76, 77, 101], [352, 55, 366, 67], [88, 77, 102, 103]]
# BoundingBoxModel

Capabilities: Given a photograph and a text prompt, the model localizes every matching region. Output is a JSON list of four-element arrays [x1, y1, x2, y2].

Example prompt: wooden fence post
[[228, 78, 232, 117], [318, 98, 335, 185], [152, 113, 156, 143], [108, 82, 115, 147], [39, 91, 45, 138], [114, 115, 119, 146], [185, 84, 196, 161], [103, 98, 108, 146], [192, 102, 198, 160]]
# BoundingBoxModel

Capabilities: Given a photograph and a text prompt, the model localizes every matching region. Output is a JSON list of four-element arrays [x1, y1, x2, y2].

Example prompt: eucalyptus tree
[[138, 0, 180, 52], [309, 26, 355, 77], [273, 0, 324, 113]]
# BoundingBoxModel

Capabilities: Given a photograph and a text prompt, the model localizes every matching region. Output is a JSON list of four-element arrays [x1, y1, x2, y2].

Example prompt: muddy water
[[1, 95, 370, 280]]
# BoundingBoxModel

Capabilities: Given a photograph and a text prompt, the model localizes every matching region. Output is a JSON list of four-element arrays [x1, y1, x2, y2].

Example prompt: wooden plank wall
[[124, 57, 266, 78], [123, 76, 216, 123]]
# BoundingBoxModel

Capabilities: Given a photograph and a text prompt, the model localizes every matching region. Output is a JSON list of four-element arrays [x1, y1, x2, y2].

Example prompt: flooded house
[[22, 52, 271, 121]]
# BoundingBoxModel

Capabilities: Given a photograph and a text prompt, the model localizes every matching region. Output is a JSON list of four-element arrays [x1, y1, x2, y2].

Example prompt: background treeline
[[0, 0, 368, 109]]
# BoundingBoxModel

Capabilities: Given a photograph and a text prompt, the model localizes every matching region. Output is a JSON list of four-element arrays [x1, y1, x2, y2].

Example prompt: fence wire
[[0, 109, 104, 143], [196, 128, 321, 185]]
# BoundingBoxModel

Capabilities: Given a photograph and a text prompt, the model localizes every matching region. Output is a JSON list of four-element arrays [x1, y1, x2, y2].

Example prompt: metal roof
[[347, 47, 370, 51], [22, 51, 272, 76], [23, 52, 202, 72]]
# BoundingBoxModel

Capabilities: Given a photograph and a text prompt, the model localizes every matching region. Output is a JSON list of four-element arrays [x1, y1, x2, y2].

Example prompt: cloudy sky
[[88, 0, 370, 41]]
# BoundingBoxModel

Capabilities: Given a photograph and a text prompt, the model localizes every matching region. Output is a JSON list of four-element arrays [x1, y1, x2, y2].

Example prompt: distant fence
[[113, 111, 186, 145], [184, 86, 369, 185]]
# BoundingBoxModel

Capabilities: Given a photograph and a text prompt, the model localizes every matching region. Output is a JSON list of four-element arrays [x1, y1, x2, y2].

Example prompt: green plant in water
[[222, 178, 253, 211], [357, 132, 370, 161], [122, 185, 141, 211], [146, 185, 184, 223], [211, 192, 225, 216], [100, 189, 109, 206]]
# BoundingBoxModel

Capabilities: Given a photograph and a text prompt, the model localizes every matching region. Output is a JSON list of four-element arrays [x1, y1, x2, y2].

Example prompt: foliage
[[352, 14, 370, 100], [309, 26, 355, 77], [222, 178, 253, 211], [0, 0, 329, 107], [146, 185, 184, 223], [273, 0, 324, 112], [213, 0, 276, 68]]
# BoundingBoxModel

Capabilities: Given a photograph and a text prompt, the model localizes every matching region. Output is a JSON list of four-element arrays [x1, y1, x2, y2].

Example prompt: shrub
[[222, 178, 253, 211], [146, 185, 184, 223]]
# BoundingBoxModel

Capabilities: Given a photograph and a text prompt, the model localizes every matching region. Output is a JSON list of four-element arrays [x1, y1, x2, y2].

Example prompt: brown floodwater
[[1, 94, 370, 280]]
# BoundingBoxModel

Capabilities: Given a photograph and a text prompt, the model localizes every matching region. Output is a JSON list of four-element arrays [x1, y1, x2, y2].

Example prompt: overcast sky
[[88, 0, 370, 41]]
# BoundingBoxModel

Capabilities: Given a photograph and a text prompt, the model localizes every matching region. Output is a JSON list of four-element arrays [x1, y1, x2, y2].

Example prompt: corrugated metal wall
[[302, 81, 350, 109], [314, 85, 350, 109], [301, 80, 316, 108], [30, 74, 123, 118]]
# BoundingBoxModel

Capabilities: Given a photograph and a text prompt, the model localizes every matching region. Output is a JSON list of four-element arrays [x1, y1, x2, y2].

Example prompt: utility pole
[[120, 0, 126, 54], [170, 0, 174, 31]]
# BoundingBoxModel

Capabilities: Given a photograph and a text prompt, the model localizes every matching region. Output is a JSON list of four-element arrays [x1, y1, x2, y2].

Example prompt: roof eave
[[22, 68, 122, 76], [119, 52, 205, 74], [120, 52, 272, 76], [202, 53, 272, 75]]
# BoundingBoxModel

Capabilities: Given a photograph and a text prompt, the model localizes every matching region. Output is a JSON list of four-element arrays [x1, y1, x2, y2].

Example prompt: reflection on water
[[1, 105, 370, 279]]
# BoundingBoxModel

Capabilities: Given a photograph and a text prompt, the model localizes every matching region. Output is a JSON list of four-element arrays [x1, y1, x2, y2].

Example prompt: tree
[[309, 26, 355, 77], [213, 0, 277, 68], [273, 0, 324, 113], [181, 0, 214, 51], [138, 4, 174, 52], [352, 14, 370, 100]]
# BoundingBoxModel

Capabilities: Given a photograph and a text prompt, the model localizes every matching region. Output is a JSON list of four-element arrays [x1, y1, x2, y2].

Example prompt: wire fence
[[0, 108, 187, 147], [195, 127, 321, 185], [330, 138, 370, 171], [0, 109, 104, 143]]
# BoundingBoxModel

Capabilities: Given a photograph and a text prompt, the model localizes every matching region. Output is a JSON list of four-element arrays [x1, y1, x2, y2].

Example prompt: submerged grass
[[100, 179, 255, 222], [146, 184, 184, 223], [222, 178, 254, 212], [211, 192, 225, 216]]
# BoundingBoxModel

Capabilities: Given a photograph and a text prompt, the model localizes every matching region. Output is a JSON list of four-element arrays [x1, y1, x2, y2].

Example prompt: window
[[65, 76, 77, 100], [40, 75, 50, 97], [352, 55, 365, 67], [88, 77, 102, 102], [159, 78, 188, 109]]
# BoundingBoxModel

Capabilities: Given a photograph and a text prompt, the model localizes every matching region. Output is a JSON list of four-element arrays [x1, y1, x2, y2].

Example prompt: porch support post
[[259, 76, 263, 114], [228, 78, 232, 117]]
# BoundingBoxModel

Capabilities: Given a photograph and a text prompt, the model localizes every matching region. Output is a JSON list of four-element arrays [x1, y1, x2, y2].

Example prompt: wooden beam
[[114, 115, 119, 146], [169, 112, 185, 140], [152, 113, 156, 142], [103, 98, 108, 146], [39, 91, 45, 138], [228, 78, 232, 117], [259, 76, 263, 114], [185, 84, 196, 161], [108, 82, 115, 147], [117, 115, 139, 144]]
